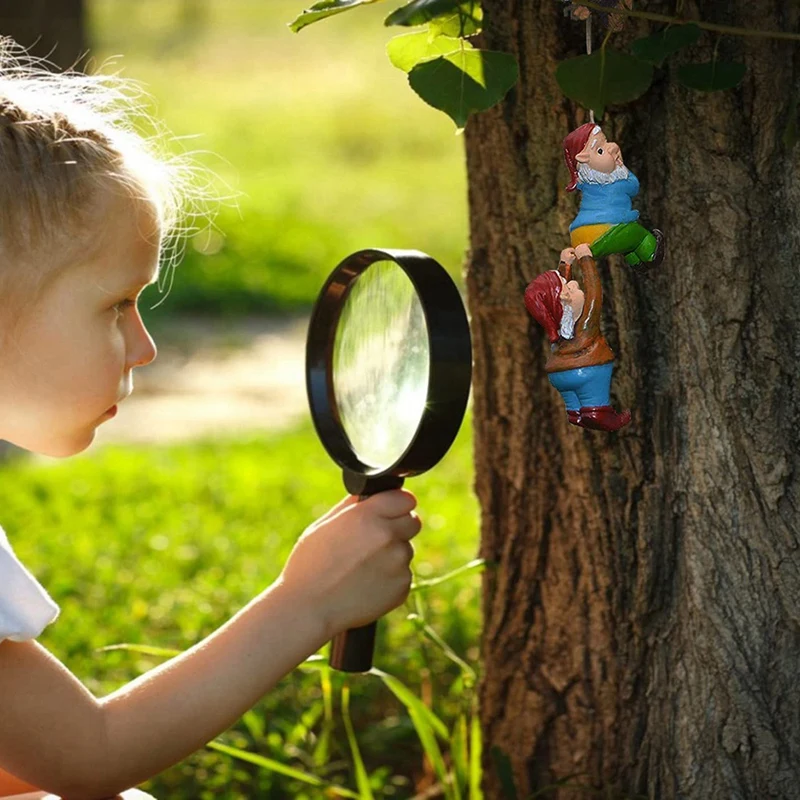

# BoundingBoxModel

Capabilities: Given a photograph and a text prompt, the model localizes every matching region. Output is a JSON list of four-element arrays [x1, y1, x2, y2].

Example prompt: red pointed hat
[[563, 123, 600, 192]]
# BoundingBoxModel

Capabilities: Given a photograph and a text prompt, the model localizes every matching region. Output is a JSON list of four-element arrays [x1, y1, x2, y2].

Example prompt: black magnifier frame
[[306, 247, 472, 672]]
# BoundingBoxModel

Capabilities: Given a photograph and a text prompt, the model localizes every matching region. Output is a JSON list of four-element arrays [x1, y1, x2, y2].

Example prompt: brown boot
[[567, 410, 581, 426], [578, 405, 631, 432]]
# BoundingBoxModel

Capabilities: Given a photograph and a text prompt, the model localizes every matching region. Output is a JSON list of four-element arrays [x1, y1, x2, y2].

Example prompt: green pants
[[589, 221, 657, 266]]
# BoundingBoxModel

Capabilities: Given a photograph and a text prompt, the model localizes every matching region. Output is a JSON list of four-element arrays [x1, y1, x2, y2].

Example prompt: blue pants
[[547, 363, 614, 411]]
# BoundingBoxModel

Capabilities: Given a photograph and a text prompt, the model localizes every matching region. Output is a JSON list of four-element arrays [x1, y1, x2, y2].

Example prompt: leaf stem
[[574, 1, 800, 42]]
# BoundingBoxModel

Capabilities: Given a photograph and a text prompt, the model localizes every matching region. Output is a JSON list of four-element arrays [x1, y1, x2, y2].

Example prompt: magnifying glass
[[306, 248, 472, 673]]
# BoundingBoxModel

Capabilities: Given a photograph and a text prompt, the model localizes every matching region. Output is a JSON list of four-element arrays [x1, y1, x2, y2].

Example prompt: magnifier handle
[[330, 472, 405, 673], [330, 621, 378, 673]]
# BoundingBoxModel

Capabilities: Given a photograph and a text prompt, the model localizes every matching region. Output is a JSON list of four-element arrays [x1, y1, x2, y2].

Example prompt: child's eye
[[113, 298, 137, 314]]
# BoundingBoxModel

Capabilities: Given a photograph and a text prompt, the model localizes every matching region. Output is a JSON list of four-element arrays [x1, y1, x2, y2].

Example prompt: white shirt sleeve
[[0, 525, 60, 644]]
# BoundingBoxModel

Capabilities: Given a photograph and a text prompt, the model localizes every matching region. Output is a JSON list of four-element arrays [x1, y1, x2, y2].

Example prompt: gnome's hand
[[560, 247, 577, 265], [571, 5, 591, 19], [575, 243, 593, 259]]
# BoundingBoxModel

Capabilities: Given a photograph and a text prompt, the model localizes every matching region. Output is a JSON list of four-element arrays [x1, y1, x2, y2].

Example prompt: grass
[[86, 0, 469, 319], [0, 420, 481, 798]]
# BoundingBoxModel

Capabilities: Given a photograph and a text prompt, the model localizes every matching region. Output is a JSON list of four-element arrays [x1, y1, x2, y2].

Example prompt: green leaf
[[429, 3, 483, 37], [289, 0, 384, 33], [408, 704, 452, 795], [631, 23, 701, 67], [241, 709, 266, 741], [676, 60, 746, 92], [208, 741, 360, 797], [370, 667, 450, 740], [451, 713, 469, 796], [372, 668, 455, 797], [341, 682, 374, 799], [288, 700, 325, 746], [298, 653, 328, 670], [490, 746, 518, 800], [420, 621, 477, 686], [385, 0, 467, 26], [411, 557, 486, 592], [312, 663, 334, 767], [555, 48, 653, 118], [408, 48, 519, 129], [387, 32, 473, 73], [469, 712, 483, 799], [96, 643, 182, 658]]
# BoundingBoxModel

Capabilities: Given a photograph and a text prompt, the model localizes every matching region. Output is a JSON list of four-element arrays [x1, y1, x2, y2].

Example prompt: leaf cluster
[[289, 0, 518, 130], [557, 21, 746, 118], [288, 0, 776, 131]]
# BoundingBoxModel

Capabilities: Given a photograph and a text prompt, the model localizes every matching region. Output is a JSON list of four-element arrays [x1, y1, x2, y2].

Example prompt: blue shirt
[[569, 172, 640, 231]]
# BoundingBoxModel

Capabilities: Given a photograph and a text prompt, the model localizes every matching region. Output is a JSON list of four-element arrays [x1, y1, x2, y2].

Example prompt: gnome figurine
[[563, 123, 665, 269], [524, 245, 631, 432]]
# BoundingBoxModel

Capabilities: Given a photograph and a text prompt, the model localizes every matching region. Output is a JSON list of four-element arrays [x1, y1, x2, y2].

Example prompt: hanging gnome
[[563, 122, 665, 269], [524, 245, 631, 432]]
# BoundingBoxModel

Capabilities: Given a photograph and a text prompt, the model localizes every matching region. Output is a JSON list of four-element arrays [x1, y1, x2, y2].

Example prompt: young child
[[0, 40, 421, 800]]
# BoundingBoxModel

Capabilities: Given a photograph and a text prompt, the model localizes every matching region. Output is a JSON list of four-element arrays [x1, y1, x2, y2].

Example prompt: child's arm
[[0, 491, 420, 800]]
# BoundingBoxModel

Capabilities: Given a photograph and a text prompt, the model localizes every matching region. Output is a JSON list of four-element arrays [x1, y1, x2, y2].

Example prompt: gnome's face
[[558, 274, 585, 333], [576, 128, 622, 174]]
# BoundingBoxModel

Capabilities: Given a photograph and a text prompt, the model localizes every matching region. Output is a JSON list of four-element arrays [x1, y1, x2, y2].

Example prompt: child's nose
[[128, 322, 158, 369]]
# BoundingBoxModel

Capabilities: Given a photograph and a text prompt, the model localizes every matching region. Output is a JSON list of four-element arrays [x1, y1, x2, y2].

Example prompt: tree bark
[[0, 0, 86, 71], [465, 2, 800, 797]]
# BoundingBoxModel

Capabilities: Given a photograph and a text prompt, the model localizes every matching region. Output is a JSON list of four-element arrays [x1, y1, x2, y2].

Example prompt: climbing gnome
[[563, 122, 665, 269], [524, 245, 631, 432]]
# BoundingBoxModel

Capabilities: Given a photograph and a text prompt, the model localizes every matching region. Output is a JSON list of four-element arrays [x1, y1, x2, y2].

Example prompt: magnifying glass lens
[[332, 260, 430, 470]]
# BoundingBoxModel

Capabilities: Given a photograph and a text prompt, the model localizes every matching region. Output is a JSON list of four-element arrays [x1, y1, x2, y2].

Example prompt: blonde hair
[[0, 37, 213, 314]]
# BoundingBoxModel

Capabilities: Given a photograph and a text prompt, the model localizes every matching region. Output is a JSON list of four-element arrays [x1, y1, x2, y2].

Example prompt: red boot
[[567, 410, 581, 426], [578, 406, 631, 432]]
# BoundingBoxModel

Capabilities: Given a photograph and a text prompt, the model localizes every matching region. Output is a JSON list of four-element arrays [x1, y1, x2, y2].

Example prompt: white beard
[[559, 303, 576, 339], [577, 162, 630, 186]]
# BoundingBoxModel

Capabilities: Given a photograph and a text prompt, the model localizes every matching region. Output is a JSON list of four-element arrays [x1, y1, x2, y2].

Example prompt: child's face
[[0, 190, 160, 457]]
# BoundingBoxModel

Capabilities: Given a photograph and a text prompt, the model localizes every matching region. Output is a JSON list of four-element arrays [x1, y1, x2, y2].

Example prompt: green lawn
[[1, 421, 480, 798], [87, 0, 469, 318]]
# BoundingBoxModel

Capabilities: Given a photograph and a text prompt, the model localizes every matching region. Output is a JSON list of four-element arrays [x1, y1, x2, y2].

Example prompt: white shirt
[[0, 525, 59, 644]]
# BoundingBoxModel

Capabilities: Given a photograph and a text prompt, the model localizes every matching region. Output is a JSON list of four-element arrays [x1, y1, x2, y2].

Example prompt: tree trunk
[[465, 2, 800, 797], [0, 0, 86, 71]]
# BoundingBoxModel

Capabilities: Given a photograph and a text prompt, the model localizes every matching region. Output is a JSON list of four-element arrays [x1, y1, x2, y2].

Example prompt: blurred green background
[[90, 0, 470, 319], [1, 1, 480, 798]]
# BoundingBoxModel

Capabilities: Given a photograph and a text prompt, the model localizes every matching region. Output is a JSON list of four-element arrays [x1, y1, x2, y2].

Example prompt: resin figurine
[[524, 245, 631, 432], [563, 123, 665, 268]]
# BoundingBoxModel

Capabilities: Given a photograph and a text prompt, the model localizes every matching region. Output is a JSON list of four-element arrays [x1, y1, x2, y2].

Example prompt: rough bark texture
[[0, 0, 86, 71], [465, 2, 800, 798]]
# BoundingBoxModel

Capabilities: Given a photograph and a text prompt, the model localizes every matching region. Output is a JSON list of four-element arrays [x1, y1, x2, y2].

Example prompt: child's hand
[[278, 491, 422, 638]]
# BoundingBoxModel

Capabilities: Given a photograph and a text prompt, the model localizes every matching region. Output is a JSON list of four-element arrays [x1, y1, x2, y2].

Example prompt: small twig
[[574, 0, 800, 42], [411, 782, 447, 800]]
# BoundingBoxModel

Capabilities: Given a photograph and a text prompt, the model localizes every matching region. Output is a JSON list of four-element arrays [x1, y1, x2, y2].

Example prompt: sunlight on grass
[[1, 421, 480, 797]]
